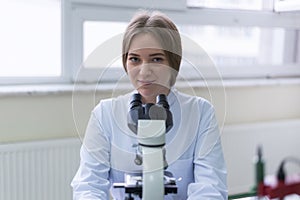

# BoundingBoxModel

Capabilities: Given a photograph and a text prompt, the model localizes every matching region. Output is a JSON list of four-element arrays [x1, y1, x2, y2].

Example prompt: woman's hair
[[122, 10, 182, 86]]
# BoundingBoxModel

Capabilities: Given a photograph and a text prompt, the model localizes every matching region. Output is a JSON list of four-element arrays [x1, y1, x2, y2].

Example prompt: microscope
[[113, 93, 177, 200]]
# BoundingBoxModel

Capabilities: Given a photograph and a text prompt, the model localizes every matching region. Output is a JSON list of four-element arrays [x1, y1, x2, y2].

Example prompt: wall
[[1, 80, 300, 142], [0, 80, 300, 194]]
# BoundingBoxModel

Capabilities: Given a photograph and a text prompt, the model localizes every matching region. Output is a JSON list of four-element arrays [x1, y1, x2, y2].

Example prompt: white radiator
[[0, 138, 81, 200]]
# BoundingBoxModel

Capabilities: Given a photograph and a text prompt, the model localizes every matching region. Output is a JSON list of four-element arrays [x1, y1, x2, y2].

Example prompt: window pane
[[187, 0, 263, 10], [0, 0, 61, 77], [83, 21, 298, 72], [83, 21, 127, 68], [179, 25, 292, 67], [274, 0, 300, 12]]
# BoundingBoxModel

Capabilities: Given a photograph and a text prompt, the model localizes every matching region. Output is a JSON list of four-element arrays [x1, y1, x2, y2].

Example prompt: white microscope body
[[137, 119, 166, 200]]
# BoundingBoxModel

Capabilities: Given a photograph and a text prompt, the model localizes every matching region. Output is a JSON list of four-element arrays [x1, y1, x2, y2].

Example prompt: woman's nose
[[139, 63, 152, 76]]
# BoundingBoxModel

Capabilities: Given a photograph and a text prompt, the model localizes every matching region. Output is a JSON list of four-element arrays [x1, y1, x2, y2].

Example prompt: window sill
[[1, 78, 300, 97]]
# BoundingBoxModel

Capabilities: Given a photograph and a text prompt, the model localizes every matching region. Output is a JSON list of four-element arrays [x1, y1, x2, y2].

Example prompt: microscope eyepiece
[[128, 93, 173, 134], [156, 94, 173, 132], [156, 94, 169, 110], [130, 93, 142, 109]]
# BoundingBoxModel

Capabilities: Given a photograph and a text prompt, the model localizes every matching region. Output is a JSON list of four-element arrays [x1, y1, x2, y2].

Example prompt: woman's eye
[[153, 57, 163, 63], [128, 57, 140, 63]]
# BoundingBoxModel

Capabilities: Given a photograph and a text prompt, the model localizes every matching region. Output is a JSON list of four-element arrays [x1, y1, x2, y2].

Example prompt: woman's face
[[126, 33, 173, 103]]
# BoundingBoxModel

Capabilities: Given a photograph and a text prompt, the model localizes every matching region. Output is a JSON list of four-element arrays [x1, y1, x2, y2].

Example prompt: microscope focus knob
[[134, 154, 143, 165]]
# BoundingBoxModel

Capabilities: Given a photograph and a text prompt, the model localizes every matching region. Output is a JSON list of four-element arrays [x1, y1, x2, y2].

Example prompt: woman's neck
[[142, 96, 156, 104], [141, 89, 170, 104]]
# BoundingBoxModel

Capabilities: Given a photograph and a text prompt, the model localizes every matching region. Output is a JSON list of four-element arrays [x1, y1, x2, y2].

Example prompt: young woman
[[71, 11, 227, 200]]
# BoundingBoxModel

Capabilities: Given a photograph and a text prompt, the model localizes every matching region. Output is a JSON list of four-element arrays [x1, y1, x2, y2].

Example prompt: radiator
[[0, 138, 81, 200]]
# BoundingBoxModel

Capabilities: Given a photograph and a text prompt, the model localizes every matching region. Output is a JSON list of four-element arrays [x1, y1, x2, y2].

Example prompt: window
[[71, 1, 300, 82], [274, 0, 300, 12], [187, 0, 265, 10], [1, 0, 300, 84], [178, 25, 298, 79], [182, 0, 299, 78], [83, 21, 127, 69], [0, 0, 62, 83]]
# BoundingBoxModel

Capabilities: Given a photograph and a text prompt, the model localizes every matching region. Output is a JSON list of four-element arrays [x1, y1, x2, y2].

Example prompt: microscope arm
[[137, 120, 166, 200]]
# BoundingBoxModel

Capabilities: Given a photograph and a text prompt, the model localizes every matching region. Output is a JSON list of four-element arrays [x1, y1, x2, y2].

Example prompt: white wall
[[1, 81, 300, 142], [0, 80, 300, 195]]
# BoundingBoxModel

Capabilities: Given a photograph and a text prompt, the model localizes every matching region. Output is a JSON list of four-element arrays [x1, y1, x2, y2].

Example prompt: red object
[[258, 179, 300, 199]]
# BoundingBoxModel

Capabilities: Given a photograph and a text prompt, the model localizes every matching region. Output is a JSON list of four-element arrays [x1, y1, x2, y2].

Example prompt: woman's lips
[[138, 80, 155, 86]]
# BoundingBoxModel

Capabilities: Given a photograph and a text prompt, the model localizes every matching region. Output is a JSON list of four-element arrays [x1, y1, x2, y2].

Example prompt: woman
[[71, 10, 227, 200]]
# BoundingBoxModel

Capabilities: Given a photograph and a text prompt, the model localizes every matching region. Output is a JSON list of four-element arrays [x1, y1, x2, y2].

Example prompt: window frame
[[67, 3, 133, 83], [1, 0, 300, 85], [67, 0, 300, 83]]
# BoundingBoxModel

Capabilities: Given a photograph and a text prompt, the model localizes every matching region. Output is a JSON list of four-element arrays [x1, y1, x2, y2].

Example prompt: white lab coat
[[71, 88, 227, 200]]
